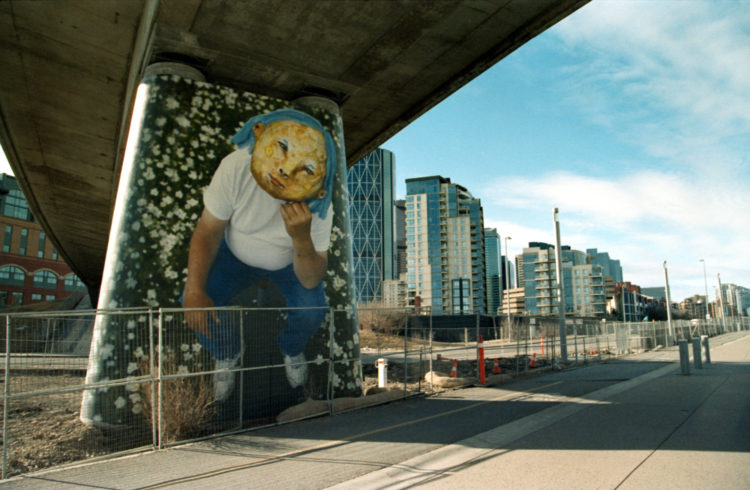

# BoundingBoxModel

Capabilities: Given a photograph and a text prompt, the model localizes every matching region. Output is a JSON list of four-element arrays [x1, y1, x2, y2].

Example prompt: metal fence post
[[3, 315, 11, 479], [403, 310, 408, 396], [475, 314, 480, 379], [237, 309, 244, 430], [326, 308, 335, 414], [148, 309, 157, 450], [157, 308, 164, 450], [428, 308, 433, 391]]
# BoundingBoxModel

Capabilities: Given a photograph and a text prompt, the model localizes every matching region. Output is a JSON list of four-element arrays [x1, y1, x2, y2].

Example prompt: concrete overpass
[[0, 0, 589, 300]]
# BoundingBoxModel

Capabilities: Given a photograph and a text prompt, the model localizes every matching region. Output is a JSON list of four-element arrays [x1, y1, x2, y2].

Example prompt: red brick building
[[0, 174, 86, 307]]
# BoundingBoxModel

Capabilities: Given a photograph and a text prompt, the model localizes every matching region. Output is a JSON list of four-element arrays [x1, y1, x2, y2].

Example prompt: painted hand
[[182, 289, 218, 338], [280, 201, 313, 241]]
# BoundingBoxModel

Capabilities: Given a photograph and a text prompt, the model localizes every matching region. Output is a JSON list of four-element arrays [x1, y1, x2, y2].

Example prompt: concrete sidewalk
[[5, 331, 749, 489]]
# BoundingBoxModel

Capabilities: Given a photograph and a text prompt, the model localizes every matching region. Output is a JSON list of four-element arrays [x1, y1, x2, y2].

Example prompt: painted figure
[[182, 109, 336, 400]]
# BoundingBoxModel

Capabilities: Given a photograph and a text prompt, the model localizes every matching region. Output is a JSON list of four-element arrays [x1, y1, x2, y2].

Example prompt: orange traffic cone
[[492, 358, 500, 374], [450, 360, 458, 378], [529, 353, 537, 368]]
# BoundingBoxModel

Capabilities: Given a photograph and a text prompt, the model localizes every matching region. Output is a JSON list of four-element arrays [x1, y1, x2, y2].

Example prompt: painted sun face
[[250, 120, 327, 202]]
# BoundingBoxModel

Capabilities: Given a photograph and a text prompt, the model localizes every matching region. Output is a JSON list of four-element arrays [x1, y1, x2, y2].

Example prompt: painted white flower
[[127, 362, 139, 374], [177, 365, 189, 375], [155, 117, 166, 127], [165, 97, 179, 110], [100, 343, 114, 360], [126, 383, 139, 392], [114, 396, 127, 409], [132, 403, 143, 415], [192, 343, 202, 353], [93, 414, 103, 423], [315, 354, 325, 365], [180, 344, 189, 352], [176, 115, 189, 127], [147, 289, 157, 300], [129, 393, 142, 404], [127, 332, 135, 340], [332, 342, 344, 357]]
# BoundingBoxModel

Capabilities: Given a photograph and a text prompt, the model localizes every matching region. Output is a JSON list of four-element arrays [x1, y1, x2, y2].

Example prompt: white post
[[663, 261, 674, 343], [377, 358, 388, 388], [554, 208, 568, 361], [717, 274, 727, 332], [504, 236, 512, 338]]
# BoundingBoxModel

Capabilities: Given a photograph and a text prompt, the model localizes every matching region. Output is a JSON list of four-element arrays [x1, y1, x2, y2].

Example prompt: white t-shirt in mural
[[203, 149, 333, 271]]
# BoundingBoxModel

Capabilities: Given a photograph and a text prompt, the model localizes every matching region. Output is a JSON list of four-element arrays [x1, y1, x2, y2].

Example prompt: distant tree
[[643, 303, 667, 321], [357, 301, 407, 336]]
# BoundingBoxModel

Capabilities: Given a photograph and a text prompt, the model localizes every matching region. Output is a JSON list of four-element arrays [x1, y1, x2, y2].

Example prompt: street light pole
[[504, 235, 512, 338], [663, 261, 674, 343], [553, 208, 568, 361], [717, 273, 727, 331], [700, 259, 710, 321]]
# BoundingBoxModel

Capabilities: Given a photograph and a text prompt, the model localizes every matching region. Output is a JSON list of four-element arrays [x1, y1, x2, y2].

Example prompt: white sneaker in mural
[[284, 353, 307, 389], [214, 352, 241, 402]]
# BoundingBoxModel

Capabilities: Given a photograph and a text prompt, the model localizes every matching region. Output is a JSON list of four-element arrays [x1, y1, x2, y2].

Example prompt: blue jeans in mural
[[183, 239, 328, 361]]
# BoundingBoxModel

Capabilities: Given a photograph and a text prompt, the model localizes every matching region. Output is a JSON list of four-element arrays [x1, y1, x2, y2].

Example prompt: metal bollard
[[678, 339, 690, 375], [701, 335, 711, 364], [691, 337, 702, 369]]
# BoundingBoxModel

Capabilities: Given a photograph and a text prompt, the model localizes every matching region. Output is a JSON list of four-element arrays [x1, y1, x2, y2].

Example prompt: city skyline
[[1, 1, 748, 304], [384, 0, 749, 302]]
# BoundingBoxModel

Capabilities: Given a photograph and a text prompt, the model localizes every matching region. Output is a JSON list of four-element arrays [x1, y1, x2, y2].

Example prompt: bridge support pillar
[[81, 63, 360, 430]]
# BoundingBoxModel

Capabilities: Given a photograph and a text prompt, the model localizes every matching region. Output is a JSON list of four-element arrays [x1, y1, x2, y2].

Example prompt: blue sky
[[1, 0, 747, 302], [384, 0, 750, 302]]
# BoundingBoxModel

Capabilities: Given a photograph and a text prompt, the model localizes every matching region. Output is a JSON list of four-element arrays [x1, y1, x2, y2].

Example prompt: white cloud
[[480, 168, 750, 300], [554, 0, 750, 175]]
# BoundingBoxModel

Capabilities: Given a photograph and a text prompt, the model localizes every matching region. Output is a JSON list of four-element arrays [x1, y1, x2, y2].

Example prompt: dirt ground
[[2, 373, 117, 477], [1, 329, 517, 478]]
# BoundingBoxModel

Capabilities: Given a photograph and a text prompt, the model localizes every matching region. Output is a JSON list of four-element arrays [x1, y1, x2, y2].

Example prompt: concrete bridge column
[[81, 63, 360, 429]]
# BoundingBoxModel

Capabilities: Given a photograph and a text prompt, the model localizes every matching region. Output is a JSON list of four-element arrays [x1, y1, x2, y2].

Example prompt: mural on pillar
[[81, 73, 360, 429]]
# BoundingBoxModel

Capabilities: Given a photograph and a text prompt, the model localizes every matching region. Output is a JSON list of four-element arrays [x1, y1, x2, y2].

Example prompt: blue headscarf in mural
[[230, 109, 337, 219]]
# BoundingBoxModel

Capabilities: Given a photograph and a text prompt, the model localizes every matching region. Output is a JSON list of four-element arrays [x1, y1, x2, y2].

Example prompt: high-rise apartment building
[[570, 263, 607, 317], [520, 242, 606, 317], [347, 148, 397, 304], [0, 174, 86, 307], [394, 199, 407, 278], [405, 176, 485, 315], [586, 248, 623, 300], [484, 228, 501, 315]]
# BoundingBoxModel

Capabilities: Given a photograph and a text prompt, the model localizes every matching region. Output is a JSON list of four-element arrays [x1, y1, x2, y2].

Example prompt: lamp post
[[554, 208, 568, 361], [504, 236, 512, 335], [700, 259, 710, 321], [663, 261, 674, 343]]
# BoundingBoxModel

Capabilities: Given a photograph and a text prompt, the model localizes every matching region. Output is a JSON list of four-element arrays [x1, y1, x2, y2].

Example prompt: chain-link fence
[[2, 306, 749, 479]]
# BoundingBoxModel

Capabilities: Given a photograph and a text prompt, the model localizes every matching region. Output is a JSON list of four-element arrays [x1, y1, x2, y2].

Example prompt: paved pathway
[[4, 331, 749, 489]]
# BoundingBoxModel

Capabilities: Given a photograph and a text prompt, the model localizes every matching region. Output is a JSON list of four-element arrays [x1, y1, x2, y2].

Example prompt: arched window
[[64, 274, 86, 292], [33, 270, 58, 289], [0, 266, 26, 286]]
